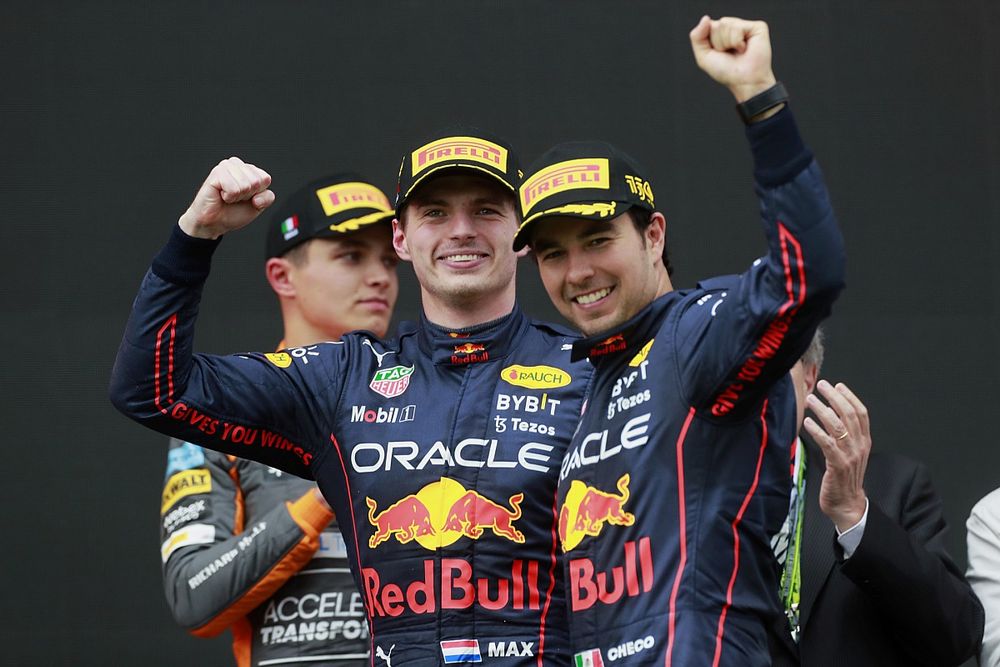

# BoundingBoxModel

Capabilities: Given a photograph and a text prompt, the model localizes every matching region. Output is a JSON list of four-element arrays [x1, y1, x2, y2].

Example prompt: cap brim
[[513, 201, 633, 251], [397, 163, 516, 215], [320, 209, 395, 236]]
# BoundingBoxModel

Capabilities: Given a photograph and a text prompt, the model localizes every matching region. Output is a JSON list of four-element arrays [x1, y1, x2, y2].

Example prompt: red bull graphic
[[366, 495, 436, 548], [589, 334, 627, 358], [451, 342, 489, 365], [568, 536, 654, 611], [443, 491, 525, 543], [369, 365, 414, 398], [366, 477, 526, 550], [559, 474, 635, 552], [363, 558, 541, 617]]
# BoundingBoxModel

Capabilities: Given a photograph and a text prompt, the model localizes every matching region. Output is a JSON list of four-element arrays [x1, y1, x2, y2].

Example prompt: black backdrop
[[3, 1, 997, 663]]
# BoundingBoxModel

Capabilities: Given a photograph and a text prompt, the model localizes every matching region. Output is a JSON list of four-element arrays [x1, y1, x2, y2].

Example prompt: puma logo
[[376, 644, 395, 666]]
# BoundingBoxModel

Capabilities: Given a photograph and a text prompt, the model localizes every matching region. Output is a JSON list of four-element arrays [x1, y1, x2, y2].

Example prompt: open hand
[[804, 380, 871, 532]]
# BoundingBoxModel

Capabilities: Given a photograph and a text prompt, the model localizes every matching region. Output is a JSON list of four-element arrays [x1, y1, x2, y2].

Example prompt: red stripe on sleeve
[[154, 314, 178, 414]]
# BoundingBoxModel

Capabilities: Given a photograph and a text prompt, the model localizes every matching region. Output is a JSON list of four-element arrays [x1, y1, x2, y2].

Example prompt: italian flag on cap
[[281, 215, 299, 241], [574, 649, 604, 667]]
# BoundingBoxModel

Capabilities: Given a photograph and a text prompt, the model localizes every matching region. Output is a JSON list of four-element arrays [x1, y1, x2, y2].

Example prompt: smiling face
[[531, 211, 671, 336], [272, 223, 399, 343], [393, 172, 520, 325]]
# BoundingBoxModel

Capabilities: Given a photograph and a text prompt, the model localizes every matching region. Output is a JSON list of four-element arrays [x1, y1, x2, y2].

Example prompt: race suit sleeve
[[968, 489, 1000, 666], [677, 107, 847, 416], [838, 461, 984, 666], [160, 440, 334, 636], [109, 225, 347, 477]]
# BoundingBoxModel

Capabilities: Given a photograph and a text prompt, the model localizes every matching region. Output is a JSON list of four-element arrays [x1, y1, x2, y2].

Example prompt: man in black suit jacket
[[768, 330, 983, 666]]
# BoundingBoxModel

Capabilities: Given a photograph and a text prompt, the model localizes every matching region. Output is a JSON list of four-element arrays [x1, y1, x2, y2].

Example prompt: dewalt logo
[[161, 469, 212, 514], [501, 365, 571, 390]]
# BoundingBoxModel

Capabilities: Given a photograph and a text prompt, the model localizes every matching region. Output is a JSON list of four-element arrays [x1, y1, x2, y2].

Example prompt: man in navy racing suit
[[159, 173, 400, 666], [513, 16, 846, 666], [111, 131, 592, 665]]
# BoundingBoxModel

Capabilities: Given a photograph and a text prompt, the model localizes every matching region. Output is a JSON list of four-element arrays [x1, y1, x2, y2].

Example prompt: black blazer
[[769, 440, 983, 666]]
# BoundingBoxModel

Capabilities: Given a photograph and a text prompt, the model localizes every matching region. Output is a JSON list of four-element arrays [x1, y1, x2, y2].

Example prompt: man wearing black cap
[[158, 173, 398, 665], [515, 16, 846, 666], [112, 138, 591, 664]]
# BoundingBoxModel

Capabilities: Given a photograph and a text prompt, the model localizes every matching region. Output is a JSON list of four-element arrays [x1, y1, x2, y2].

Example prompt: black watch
[[736, 82, 788, 124]]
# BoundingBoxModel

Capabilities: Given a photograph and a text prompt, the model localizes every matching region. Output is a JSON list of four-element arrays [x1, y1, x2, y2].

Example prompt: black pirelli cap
[[394, 127, 520, 215], [513, 141, 656, 250], [266, 173, 394, 258]]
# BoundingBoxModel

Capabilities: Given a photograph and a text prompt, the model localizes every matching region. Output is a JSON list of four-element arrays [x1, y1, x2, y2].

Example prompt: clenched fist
[[689, 16, 777, 103], [178, 157, 275, 239]]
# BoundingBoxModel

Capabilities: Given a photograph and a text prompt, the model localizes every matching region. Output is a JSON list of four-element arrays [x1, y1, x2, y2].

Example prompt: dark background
[[3, 1, 997, 663]]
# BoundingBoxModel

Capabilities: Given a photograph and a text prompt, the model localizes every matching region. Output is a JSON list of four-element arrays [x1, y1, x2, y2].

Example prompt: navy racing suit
[[111, 244, 593, 666], [556, 109, 846, 666]]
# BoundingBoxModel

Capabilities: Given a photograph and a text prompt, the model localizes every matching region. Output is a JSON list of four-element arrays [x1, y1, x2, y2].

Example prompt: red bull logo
[[451, 342, 489, 365], [366, 495, 436, 548], [366, 477, 525, 550], [363, 558, 541, 617], [589, 334, 627, 358], [443, 491, 525, 543], [559, 474, 635, 552], [315, 182, 392, 217], [411, 136, 508, 176], [519, 158, 610, 215], [568, 536, 654, 611]]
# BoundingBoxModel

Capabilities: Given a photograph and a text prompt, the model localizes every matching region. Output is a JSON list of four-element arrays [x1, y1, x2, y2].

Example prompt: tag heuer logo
[[369, 365, 414, 398]]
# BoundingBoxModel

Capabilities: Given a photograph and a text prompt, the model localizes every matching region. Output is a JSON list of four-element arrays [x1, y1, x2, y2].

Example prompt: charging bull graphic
[[443, 491, 525, 543], [366, 478, 525, 550], [367, 495, 436, 548], [559, 473, 635, 552]]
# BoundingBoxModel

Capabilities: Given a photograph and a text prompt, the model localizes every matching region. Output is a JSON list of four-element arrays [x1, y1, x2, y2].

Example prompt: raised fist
[[689, 16, 777, 103], [178, 157, 275, 239]]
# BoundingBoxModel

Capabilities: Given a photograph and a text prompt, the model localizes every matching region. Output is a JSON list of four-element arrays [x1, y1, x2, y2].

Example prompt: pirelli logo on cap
[[520, 158, 610, 216], [411, 136, 508, 176], [315, 182, 392, 218]]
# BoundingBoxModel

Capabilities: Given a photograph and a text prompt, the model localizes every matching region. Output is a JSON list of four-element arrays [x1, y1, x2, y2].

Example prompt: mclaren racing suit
[[160, 438, 368, 666], [111, 247, 592, 666], [556, 109, 846, 666]]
